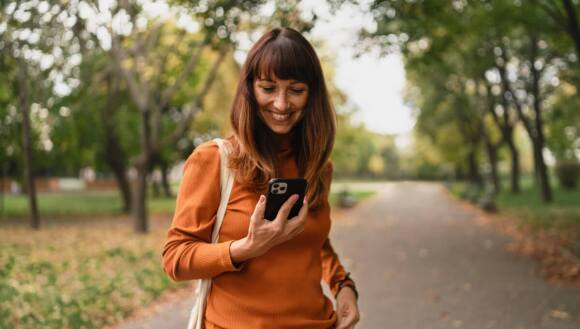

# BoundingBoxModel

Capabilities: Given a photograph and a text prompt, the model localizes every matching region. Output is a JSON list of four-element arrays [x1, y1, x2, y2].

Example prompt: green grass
[[495, 186, 580, 232], [329, 190, 377, 207], [449, 178, 580, 234], [0, 190, 177, 219], [0, 189, 377, 219]]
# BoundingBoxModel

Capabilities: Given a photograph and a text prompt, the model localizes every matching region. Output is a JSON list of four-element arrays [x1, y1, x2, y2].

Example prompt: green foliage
[[351, 0, 580, 188], [332, 119, 402, 179]]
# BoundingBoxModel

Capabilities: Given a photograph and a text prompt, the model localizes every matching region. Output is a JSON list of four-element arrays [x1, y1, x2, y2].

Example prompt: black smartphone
[[264, 178, 307, 221]]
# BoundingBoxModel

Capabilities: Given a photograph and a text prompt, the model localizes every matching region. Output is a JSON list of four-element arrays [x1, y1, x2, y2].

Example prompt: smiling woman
[[162, 27, 359, 329]]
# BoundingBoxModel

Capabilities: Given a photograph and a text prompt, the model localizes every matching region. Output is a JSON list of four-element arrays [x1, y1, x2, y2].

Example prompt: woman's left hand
[[335, 286, 360, 329]]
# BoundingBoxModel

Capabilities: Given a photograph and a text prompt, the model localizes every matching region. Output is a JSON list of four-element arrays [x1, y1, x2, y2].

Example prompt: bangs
[[251, 37, 316, 85]]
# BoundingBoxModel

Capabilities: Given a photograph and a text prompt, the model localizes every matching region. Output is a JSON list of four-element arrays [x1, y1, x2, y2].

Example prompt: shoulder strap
[[211, 138, 235, 243]]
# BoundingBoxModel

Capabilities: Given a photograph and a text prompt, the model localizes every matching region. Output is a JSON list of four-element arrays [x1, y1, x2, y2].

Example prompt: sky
[[301, 1, 415, 136]]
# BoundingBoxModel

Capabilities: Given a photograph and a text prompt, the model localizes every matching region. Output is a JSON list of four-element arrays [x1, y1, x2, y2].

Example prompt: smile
[[266, 110, 294, 122]]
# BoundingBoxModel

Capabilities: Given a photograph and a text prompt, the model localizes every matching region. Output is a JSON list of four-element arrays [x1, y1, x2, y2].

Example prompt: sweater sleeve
[[319, 161, 357, 298], [162, 141, 243, 281]]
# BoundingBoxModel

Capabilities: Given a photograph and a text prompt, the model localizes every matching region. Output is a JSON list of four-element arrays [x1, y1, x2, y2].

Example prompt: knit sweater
[[162, 138, 354, 329]]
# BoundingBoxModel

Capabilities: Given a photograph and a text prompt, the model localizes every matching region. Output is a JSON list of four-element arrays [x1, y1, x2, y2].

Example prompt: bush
[[477, 185, 497, 213], [555, 160, 580, 189], [463, 183, 481, 203]]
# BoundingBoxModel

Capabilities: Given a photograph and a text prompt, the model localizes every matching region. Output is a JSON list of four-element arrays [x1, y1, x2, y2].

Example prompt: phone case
[[264, 178, 307, 220]]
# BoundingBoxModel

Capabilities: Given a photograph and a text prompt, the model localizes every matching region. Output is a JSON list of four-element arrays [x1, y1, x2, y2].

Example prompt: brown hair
[[228, 27, 336, 208]]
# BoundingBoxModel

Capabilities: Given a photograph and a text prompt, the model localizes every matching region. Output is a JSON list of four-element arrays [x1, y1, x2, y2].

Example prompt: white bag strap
[[186, 138, 235, 329], [211, 138, 235, 243]]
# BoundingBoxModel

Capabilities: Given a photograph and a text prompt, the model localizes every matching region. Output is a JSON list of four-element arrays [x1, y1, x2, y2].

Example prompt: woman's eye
[[291, 88, 305, 94], [261, 87, 275, 93]]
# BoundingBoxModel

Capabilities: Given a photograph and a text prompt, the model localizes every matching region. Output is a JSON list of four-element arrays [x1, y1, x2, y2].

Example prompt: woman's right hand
[[230, 194, 308, 264]]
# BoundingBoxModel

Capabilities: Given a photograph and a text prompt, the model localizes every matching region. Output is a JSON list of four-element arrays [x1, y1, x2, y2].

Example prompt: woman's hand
[[230, 194, 308, 263], [335, 286, 360, 329]]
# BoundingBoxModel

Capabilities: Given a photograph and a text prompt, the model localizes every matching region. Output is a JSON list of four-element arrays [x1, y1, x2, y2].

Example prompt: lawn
[[449, 177, 580, 234], [0, 188, 376, 219], [0, 190, 177, 219]]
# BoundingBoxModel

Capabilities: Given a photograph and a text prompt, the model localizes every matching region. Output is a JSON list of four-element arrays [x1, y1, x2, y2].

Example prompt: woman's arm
[[319, 161, 358, 298], [162, 142, 243, 281], [321, 238, 358, 299]]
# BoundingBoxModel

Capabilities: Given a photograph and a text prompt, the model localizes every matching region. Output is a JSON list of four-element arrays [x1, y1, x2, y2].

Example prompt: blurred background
[[1, 0, 579, 328]]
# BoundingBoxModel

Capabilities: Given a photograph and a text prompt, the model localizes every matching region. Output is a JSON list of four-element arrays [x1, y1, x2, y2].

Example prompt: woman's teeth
[[271, 111, 291, 121]]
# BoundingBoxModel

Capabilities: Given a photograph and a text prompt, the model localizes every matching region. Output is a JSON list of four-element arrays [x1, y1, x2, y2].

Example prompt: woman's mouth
[[267, 110, 293, 122]]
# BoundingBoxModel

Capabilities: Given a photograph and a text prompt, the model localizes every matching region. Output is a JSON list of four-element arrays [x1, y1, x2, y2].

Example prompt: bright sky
[[301, 1, 415, 136]]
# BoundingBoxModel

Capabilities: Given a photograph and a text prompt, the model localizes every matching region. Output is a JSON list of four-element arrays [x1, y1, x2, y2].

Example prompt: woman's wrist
[[229, 237, 255, 265]]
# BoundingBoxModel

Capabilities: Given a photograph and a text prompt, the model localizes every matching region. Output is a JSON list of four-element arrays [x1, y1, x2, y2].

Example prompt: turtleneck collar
[[274, 131, 294, 154]]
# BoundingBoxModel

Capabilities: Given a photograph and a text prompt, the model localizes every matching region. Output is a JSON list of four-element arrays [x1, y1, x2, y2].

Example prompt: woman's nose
[[273, 91, 288, 111]]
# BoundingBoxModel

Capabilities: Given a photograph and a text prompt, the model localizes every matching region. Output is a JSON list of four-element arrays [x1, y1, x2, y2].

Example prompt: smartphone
[[264, 178, 307, 221]]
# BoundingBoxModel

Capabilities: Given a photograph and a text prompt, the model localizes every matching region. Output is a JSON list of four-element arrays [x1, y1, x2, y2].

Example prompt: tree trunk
[[133, 110, 153, 233], [506, 138, 521, 193], [563, 0, 580, 58], [529, 36, 553, 203], [18, 62, 39, 229], [467, 148, 482, 186], [482, 132, 500, 193], [494, 64, 520, 193], [132, 164, 149, 233], [160, 160, 173, 198], [102, 74, 132, 213]]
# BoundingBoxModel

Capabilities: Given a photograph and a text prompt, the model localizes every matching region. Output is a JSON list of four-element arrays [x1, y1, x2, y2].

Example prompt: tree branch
[[159, 34, 212, 108], [110, 32, 149, 112], [157, 45, 228, 151]]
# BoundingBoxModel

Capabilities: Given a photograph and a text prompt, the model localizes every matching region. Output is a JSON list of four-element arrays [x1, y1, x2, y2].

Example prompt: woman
[[162, 27, 360, 329]]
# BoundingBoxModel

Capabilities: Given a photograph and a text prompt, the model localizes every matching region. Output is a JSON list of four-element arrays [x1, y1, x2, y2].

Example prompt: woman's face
[[253, 75, 309, 135]]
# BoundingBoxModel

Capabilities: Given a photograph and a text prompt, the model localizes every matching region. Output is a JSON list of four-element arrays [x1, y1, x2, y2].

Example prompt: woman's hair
[[228, 27, 336, 208]]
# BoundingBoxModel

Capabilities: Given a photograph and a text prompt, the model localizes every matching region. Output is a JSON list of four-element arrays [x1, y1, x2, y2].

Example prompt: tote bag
[[186, 138, 235, 329]]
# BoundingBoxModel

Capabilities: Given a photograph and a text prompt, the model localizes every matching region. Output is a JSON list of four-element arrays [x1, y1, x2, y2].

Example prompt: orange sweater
[[162, 140, 354, 329]]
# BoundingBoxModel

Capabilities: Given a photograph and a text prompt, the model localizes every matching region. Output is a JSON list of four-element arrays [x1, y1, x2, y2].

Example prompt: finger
[[274, 194, 298, 225], [285, 198, 308, 235], [250, 195, 266, 225], [334, 318, 348, 329], [292, 197, 308, 221], [335, 312, 356, 329]]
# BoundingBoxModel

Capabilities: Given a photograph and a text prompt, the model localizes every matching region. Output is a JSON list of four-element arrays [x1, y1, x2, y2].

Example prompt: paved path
[[118, 182, 580, 329]]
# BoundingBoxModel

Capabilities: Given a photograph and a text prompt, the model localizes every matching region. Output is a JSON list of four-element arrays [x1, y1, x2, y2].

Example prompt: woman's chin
[[265, 122, 296, 135]]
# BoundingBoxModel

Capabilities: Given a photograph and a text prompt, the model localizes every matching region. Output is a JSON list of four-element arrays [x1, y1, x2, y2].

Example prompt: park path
[[117, 182, 580, 329]]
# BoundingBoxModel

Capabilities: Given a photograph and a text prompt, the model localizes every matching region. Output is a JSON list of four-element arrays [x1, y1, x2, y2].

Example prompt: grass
[[449, 178, 580, 234], [0, 190, 177, 219], [0, 219, 186, 329], [329, 190, 377, 207], [0, 188, 377, 219]]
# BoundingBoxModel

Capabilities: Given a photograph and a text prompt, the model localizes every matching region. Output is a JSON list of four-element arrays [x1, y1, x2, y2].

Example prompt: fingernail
[[259, 195, 265, 203]]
